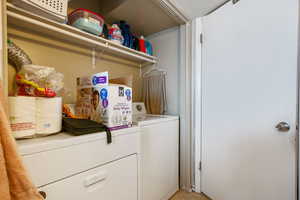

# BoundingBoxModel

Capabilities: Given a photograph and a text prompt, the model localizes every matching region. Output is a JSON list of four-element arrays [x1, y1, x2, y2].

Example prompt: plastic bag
[[16, 65, 64, 97], [7, 39, 32, 72]]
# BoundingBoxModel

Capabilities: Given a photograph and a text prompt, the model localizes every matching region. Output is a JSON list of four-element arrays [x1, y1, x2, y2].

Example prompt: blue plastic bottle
[[145, 40, 153, 56]]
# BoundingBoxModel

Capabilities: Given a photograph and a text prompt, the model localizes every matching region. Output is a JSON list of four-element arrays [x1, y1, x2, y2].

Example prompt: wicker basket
[[12, 0, 68, 22]]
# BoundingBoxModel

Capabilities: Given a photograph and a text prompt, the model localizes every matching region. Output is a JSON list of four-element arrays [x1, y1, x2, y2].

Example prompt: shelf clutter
[[6, 3, 158, 66], [6, 1, 145, 140]]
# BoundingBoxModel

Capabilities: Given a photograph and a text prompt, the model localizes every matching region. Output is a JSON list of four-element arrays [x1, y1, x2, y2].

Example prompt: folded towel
[[0, 82, 43, 200]]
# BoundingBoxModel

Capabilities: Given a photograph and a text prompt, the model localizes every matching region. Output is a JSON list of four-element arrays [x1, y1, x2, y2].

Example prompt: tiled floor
[[170, 191, 211, 200]]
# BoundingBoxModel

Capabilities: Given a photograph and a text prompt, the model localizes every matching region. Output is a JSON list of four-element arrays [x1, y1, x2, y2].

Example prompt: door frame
[[178, 21, 193, 192], [191, 17, 202, 193]]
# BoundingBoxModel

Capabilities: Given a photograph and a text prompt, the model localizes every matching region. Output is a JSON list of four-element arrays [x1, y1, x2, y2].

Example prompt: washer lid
[[133, 115, 168, 121], [133, 114, 179, 126]]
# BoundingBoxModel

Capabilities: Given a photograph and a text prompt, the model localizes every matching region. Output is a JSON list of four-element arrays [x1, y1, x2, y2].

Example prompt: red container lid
[[69, 8, 104, 20]]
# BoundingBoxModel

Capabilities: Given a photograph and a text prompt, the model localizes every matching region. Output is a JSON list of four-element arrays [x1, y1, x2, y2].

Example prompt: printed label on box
[[76, 84, 132, 130]]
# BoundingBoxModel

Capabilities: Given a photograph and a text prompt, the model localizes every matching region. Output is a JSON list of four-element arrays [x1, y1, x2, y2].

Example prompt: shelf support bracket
[[92, 48, 96, 69], [139, 64, 142, 77]]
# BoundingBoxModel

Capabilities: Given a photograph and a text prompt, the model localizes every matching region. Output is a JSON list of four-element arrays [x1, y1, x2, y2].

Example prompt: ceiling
[[103, 0, 230, 35], [68, 0, 228, 36], [69, 0, 179, 36], [174, 0, 229, 18], [104, 0, 179, 36]]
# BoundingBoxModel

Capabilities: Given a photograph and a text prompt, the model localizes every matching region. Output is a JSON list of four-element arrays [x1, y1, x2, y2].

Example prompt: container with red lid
[[68, 8, 104, 36]]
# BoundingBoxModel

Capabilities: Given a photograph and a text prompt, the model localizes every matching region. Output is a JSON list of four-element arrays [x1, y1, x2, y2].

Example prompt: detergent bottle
[[145, 40, 153, 56], [139, 36, 146, 53]]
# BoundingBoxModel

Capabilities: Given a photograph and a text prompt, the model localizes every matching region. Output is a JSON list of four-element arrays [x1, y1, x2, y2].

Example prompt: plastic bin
[[68, 8, 104, 36]]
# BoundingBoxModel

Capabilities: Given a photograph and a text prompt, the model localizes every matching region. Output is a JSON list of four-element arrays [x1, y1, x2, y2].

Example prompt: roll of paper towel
[[8, 96, 36, 139], [36, 97, 62, 135]]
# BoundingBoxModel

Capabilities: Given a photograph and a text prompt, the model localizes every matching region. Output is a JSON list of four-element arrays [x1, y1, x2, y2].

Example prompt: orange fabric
[[0, 82, 43, 200]]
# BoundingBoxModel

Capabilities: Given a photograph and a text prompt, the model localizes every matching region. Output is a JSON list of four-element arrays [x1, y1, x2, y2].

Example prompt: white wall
[[147, 24, 193, 191], [147, 27, 180, 115]]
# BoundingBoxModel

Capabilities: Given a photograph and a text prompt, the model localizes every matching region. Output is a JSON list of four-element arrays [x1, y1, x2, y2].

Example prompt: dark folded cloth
[[63, 118, 112, 144]]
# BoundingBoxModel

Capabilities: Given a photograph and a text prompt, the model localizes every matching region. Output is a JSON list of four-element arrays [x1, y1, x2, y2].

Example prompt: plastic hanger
[[143, 62, 167, 78]]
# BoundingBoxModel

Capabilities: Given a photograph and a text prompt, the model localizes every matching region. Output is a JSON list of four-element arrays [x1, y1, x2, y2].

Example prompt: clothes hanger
[[143, 62, 167, 78]]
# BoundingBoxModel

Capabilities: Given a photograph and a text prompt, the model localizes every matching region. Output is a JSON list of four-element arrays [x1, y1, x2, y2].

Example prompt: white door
[[201, 0, 298, 200]]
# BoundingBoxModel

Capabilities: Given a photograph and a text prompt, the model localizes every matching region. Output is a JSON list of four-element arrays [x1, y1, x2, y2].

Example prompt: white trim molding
[[179, 21, 193, 191], [150, 0, 191, 24], [191, 17, 203, 193]]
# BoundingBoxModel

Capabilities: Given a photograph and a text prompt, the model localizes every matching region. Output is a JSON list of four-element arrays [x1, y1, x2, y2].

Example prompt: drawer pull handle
[[84, 171, 108, 188], [39, 191, 47, 199]]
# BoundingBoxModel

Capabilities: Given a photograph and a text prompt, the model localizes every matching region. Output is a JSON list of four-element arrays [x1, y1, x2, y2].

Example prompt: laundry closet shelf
[[6, 3, 158, 65]]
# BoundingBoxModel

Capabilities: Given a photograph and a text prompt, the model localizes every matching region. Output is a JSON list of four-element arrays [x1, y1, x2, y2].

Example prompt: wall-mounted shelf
[[6, 3, 158, 66]]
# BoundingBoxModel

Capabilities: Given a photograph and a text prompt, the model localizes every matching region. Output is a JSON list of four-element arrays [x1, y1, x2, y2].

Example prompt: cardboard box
[[76, 72, 109, 87], [76, 73, 132, 130]]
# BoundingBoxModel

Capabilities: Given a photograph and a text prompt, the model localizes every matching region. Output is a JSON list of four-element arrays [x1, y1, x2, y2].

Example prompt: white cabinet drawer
[[38, 155, 138, 200], [21, 131, 139, 187]]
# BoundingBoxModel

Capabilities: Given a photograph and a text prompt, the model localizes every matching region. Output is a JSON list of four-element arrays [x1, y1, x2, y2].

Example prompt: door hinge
[[200, 34, 203, 44], [232, 0, 240, 4], [199, 161, 202, 171]]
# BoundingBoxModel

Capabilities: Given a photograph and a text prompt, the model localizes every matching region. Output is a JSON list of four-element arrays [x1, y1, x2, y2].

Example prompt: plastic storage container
[[68, 8, 104, 36], [108, 24, 124, 45]]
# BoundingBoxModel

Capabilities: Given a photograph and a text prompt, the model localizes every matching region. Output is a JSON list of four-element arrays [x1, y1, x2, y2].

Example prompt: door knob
[[276, 122, 290, 132]]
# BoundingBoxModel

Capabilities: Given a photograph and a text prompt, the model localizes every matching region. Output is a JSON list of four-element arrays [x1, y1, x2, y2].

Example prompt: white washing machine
[[132, 102, 179, 200]]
